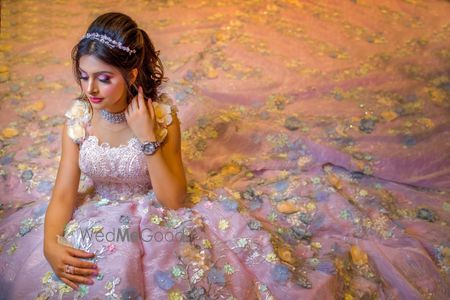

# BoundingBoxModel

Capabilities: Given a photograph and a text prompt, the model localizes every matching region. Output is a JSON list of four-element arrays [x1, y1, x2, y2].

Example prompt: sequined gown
[[0, 98, 307, 300]]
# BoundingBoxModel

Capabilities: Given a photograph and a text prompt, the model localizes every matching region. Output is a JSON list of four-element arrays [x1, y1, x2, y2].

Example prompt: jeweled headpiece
[[80, 32, 136, 55]]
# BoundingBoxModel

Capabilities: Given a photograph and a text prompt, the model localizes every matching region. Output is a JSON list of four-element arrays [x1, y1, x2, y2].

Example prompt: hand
[[44, 241, 98, 290], [125, 86, 158, 142]]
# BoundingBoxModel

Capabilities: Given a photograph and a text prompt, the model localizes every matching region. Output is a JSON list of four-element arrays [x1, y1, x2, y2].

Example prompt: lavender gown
[[0, 98, 306, 299]]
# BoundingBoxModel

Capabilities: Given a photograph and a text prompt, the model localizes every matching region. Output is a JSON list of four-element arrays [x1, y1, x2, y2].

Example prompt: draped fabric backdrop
[[0, 0, 449, 299]]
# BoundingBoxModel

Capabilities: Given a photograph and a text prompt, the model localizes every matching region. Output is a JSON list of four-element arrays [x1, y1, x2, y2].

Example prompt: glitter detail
[[81, 32, 136, 55], [100, 109, 127, 124]]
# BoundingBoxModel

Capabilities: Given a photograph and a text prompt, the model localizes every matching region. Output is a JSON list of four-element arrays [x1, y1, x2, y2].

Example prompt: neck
[[103, 105, 127, 114]]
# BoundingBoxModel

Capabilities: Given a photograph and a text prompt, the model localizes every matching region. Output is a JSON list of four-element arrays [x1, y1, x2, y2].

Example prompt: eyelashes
[[79, 75, 111, 84]]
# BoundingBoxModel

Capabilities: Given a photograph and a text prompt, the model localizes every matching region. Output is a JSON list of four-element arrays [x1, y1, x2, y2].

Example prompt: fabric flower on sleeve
[[152, 93, 178, 143], [65, 99, 91, 144]]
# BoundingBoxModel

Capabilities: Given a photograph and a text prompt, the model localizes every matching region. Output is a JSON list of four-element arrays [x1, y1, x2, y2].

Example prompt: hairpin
[[80, 32, 136, 55]]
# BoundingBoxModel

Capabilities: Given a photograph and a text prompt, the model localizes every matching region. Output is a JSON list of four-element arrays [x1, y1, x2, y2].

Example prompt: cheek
[[102, 81, 127, 99], [80, 81, 88, 92]]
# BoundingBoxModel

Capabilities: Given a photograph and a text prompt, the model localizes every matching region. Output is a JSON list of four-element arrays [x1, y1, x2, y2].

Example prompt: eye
[[79, 71, 88, 81], [98, 75, 111, 83]]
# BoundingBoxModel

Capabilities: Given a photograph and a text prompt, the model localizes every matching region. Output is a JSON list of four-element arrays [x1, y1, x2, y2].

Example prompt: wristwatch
[[141, 140, 161, 155]]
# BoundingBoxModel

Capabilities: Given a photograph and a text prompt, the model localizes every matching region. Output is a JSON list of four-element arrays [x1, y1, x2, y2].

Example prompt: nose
[[87, 78, 98, 95]]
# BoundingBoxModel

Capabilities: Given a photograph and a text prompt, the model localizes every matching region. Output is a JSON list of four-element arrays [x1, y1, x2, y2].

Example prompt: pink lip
[[89, 97, 103, 104]]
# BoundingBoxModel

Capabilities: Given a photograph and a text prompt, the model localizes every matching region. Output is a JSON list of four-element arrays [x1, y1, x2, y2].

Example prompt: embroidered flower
[[19, 218, 35, 236], [57, 283, 73, 296], [186, 287, 207, 299], [107, 244, 116, 253], [105, 276, 121, 298], [119, 215, 130, 225], [221, 198, 238, 211], [171, 265, 186, 279], [218, 219, 229, 231], [247, 220, 262, 230], [42, 271, 53, 284], [223, 263, 234, 275], [237, 238, 250, 248], [202, 239, 212, 249], [64, 220, 79, 236], [258, 282, 268, 292], [207, 267, 226, 286], [265, 252, 279, 263], [190, 269, 205, 284], [271, 264, 291, 283], [192, 214, 204, 227], [150, 214, 162, 225], [96, 198, 111, 207], [168, 290, 183, 300], [92, 224, 103, 233], [75, 285, 89, 298], [154, 270, 174, 290], [166, 214, 182, 228]]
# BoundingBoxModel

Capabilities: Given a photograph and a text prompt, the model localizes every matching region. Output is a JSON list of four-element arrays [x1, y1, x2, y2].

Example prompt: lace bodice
[[64, 94, 178, 201], [79, 135, 152, 200]]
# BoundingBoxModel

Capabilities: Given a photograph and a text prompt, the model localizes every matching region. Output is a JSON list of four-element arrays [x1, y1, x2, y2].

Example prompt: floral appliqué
[[65, 99, 91, 144]]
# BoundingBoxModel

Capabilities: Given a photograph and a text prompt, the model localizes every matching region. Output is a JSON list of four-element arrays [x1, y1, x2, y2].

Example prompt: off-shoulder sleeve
[[153, 93, 178, 143], [64, 99, 91, 145]]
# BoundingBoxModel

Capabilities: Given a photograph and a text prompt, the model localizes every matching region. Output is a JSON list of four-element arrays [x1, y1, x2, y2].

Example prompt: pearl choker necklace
[[100, 109, 127, 124]]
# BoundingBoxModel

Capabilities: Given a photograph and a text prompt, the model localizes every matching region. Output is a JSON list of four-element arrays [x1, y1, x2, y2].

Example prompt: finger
[[137, 86, 145, 110], [66, 257, 98, 271], [148, 98, 155, 120], [128, 98, 134, 112], [60, 277, 79, 291], [64, 272, 94, 285], [128, 95, 137, 112], [66, 247, 95, 259], [64, 263, 98, 277], [63, 255, 97, 270]]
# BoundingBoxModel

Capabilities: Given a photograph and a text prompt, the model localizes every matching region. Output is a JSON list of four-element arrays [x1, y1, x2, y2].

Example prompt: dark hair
[[71, 12, 166, 102]]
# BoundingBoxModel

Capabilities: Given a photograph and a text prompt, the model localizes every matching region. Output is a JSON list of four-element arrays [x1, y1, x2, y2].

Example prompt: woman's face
[[79, 55, 128, 112]]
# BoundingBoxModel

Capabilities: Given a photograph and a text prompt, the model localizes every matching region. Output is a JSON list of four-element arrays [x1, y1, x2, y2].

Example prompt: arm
[[44, 123, 81, 247], [43, 122, 97, 290], [125, 87, 187, 209], [141, 111, 187, 209]]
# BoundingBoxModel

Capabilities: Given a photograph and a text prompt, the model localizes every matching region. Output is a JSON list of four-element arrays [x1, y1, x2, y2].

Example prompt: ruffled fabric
[[153, 93, 178, 143], [65, 94, 178, 145], [64, 99, 91, 145]]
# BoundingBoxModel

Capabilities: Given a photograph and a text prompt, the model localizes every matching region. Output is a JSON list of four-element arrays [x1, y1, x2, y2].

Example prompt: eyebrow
[[79, 68, 114, 75]]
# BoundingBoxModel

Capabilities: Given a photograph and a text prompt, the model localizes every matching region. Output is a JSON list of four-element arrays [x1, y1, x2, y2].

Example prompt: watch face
[[143, 143, 155, 154], [142, 141, 159, 155]]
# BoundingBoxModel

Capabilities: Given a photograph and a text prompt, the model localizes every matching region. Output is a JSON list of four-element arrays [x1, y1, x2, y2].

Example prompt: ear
[[129, 68, 138, 84]]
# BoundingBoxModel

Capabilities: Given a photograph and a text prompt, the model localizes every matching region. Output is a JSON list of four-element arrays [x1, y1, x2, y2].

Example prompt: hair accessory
[[100, 109, 127, 124], [81, 32, 136, 55]]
